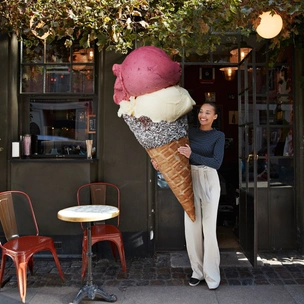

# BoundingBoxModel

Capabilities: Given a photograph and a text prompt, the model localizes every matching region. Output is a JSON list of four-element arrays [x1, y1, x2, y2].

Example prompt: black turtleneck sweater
[[189, 127, 225, 170]]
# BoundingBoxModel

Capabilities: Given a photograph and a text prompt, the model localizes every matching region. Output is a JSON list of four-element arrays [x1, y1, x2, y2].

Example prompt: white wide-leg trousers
[[184, 165, 221, 289]]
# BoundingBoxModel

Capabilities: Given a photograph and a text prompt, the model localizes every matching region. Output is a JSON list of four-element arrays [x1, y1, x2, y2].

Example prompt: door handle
[[0, 147, 4, 152], [246, 154, 253, 162], [246, 154, 258, 162]]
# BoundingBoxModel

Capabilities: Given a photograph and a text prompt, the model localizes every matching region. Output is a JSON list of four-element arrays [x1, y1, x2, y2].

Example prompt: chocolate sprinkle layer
[[122, 114, 189, 149]]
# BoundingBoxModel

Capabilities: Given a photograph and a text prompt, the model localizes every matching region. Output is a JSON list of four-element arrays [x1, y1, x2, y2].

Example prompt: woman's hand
[[178, 144, 191, 159], [151, 159, 159, 171]]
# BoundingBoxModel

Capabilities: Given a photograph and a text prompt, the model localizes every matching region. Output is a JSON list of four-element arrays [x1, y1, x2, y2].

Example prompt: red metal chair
[[77, 182, 126, 280], [0, 190, 64, 303]]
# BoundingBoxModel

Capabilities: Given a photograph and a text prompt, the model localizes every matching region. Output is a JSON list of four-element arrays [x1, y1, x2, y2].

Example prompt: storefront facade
[[0, 32, 304, 264]]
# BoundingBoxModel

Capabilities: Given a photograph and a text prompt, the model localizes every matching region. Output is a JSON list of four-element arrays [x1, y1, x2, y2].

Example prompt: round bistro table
[[58, 205, 119, 303]]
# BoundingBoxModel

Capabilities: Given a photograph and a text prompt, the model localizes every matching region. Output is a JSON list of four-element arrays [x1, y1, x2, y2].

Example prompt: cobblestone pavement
[[2, 251, 304, 291]]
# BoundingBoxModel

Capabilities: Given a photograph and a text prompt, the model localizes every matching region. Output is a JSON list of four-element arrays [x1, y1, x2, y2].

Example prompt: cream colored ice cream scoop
[[117, 86, 195, 123]]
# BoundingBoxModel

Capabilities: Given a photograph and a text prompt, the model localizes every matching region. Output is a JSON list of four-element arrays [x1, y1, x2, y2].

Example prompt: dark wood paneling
[[156, 188, 185, 251], [10, 160, 96, 236]]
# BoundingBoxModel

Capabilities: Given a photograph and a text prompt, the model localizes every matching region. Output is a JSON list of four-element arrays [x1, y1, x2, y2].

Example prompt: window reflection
[[46, 43, 70, 63], [46, 66, 70, 93], [30, 99, 94, 157], [72, 69, 94, 93], [241, 63, 294, 187], [22, 65, 44, 92], [157, 172, 169, 188], [21, 40, 94, 94]]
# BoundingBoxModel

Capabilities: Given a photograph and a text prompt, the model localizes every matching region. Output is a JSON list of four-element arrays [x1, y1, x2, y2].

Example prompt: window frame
[[20, 40, 96, 95]]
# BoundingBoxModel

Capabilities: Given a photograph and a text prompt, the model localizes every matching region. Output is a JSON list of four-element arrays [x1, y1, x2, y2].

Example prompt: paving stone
[[2, 252, 304, 292]]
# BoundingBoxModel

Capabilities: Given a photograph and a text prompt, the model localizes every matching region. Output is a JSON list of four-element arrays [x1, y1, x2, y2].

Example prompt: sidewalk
[[1, 251, 304, 303]]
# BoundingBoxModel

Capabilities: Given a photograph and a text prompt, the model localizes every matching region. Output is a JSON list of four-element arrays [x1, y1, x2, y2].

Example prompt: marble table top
[[57, 205, 119, 222]]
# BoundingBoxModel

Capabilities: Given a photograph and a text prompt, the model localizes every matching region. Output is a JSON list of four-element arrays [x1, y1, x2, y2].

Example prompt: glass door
[[238, 44, 296, 266], [238, 49, 258, 267]]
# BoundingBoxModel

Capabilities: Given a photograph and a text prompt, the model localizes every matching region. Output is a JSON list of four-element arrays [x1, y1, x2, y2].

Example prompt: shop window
[[19, 39, 96, 158], [29, 98, 95, 158], [20, 40, 95, 94]]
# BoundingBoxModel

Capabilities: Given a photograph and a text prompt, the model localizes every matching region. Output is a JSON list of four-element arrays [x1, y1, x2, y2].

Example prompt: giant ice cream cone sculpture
[[146, 137, 195, 221], [112, 46, 196, 221]]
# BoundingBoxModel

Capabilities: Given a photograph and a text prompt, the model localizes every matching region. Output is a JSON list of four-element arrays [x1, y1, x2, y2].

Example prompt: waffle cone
[[146, 137, 195, 222]]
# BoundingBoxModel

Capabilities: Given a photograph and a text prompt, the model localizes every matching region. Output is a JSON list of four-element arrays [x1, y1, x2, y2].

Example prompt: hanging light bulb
[[256, 11, 283, 39], [219, 67, 238, 81], [230, 41, 252, 63]]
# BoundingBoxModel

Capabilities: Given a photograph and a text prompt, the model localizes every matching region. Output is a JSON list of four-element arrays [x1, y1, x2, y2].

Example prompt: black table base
[[72, 223, 117, 303], [73, 284, 117, 303]]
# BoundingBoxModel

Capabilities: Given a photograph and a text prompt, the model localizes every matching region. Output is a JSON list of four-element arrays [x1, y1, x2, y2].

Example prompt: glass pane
[[21, 42, 95, 94], [283, 127, 293, 157], [21, 43, 44, 63], [240, 125, 254, 184], [256, 125, 294, 186], [29, 99, 94, 157], [269, 126, 292, 156], [240, 126, 247, 185], [257, 96, 270, 125], [239, 94, 245, 125], [72, 68, 94, 93], [257, 98, 293, 127], [239, 68, 246, 94], [256, 129, 269, 184], [277, 101, 293, 127], [239, 64, 253, 96], [21, 65, 44, 93], [269, 158, 294, 186], [269, 65, 292, 96], [256, 126, 267, 157], [72, 47, 94, 64], [45, 66, 70, 93], [248, 97, 254, 124], [239, 94, 254, 125], [256, 66, 267, 94], [46, 40, 71, 63]]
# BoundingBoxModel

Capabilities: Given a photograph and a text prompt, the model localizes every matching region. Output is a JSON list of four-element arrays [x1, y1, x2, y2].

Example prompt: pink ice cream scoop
[[112, 46, 181, 104]]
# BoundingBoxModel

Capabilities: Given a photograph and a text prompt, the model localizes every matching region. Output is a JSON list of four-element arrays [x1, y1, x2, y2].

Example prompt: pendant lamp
[[230, 41, 252, 63], [219, 66, 238, 81], [256, 11, 283, 39]]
